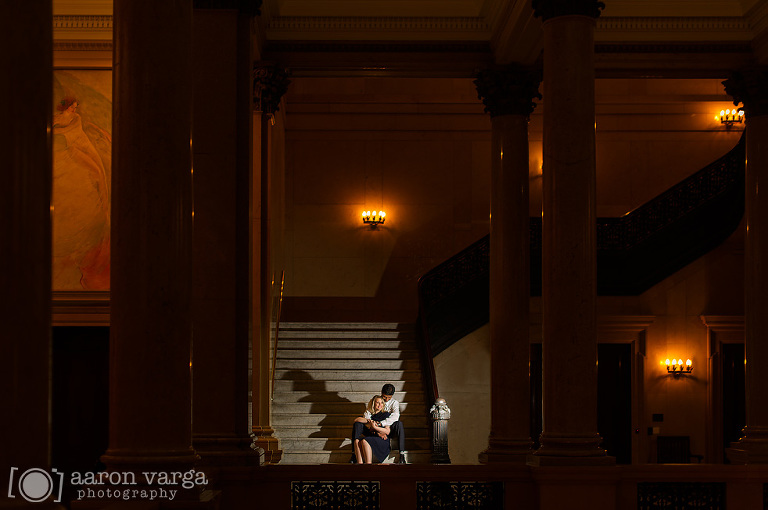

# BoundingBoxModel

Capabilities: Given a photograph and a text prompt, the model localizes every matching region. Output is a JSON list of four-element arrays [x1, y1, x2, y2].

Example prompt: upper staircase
[[273, 322, 433, 464], [419, 134, 746, 356]]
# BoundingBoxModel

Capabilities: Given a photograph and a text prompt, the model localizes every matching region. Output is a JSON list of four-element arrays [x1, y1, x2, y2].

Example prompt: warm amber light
[[362, 210, 386, 227], [666, 356, 693, 375]]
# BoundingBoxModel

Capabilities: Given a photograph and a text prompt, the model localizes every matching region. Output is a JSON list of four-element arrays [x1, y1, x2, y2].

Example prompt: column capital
[[474, 66, 542, 118], [723, 66, 768, 118], [253, 62, 290, 115], [532, 0, 605, 21], [193, 0, 262, 16]]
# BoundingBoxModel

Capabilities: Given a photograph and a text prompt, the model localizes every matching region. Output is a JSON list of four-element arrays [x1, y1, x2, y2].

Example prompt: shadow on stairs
[[273, 322, 432, 464]]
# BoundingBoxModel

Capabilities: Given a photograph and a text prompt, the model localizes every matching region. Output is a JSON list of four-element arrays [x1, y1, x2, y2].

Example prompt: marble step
[[272, 401, 424, 414], [272, 379, 425, 393], [276, 437, 433, 452], [279, 449, 432, 465], [278, 339, 418, 350], [274, 424, 430, 439], [275, 359, 421, 370], [272, 390, 425, 403], [272, 413, 431, 427], [277, 347, 419, 359], [278, 329, 416, 340], [274, 369, 421, 381]]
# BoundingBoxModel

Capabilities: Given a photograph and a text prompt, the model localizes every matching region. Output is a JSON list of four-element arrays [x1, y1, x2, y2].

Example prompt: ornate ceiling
[[53, 0, 768, 76]]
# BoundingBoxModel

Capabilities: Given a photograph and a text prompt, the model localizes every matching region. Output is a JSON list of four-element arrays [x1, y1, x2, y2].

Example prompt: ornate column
[[191, 2, 265, 474], [723, 67, 768, 463], [102, 0, 197, 473], [249, 63, 290, 462], [0, 2, 54, 505], [531, 0, 611, 464], [475, 66, 541, 463]]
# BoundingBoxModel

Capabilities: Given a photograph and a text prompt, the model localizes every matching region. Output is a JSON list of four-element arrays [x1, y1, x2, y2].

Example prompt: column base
[[100, 449, 199, 474], [250, 428, 281, 464], [194, 435, 264, 466], [193, 434, 265, 483], [527, 454, 616, 467], [479, 437, 534, 464], [69, 489, 221, 509], [530, 433, 612, 466], [0, 501, 66, 510], [726, 426, 768, 464]]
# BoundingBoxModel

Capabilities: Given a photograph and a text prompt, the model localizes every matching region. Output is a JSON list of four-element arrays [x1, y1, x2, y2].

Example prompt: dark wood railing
[[416, 133, 746, 399]]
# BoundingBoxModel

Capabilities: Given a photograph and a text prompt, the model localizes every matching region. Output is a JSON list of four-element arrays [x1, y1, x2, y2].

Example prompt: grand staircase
[[272, 322, 433, 464]]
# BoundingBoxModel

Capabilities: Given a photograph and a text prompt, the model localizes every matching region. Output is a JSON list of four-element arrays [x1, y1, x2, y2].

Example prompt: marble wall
[[282, 76, 743, 322]]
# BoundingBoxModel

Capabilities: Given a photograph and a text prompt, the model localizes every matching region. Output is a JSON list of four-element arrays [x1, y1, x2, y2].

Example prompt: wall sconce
[[362, 210, 386, 228], [717, 108, 744, 127], [665, 358, 693, 376]]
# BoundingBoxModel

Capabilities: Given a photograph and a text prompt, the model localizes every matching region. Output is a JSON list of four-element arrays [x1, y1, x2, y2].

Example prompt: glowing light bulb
[[665, 359, 670, 366]]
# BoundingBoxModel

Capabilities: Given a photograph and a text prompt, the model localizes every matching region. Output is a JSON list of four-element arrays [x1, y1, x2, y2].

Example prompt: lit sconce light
[[664, 357, 693, 377], [362, 210, 386, 228], [717, 108, 744, 127]]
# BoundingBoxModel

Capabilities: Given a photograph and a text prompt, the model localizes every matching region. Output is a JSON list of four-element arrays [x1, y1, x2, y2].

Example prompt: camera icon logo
[[7, 467, 64, 503]]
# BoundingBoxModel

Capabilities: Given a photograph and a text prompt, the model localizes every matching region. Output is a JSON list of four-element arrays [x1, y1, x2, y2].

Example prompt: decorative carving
[[430, 398, 451, 464], [253, 63, 290, 115], [637, 482, 725, 510], [474, 66, 542, 118], [532, 0, 605, 21], [268, 16, 489, 33], [417, 482, 504, 510], [723, 67, 768, 118], [53, 15, 112, 30], [430, 398, 451, 420], [291, 481, 379, 509], [597, 16, 748, 33]]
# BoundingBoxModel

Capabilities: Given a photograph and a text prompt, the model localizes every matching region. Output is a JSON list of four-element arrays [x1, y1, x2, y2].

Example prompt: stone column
[[249, 63, 290, 463], [531, 0, 610, 464], [0, 2, 54, 505], [191, 3, 264, 473], [474, 66, 542, 463], [101, 0, 197, 474], [723, 67, 768, 463]]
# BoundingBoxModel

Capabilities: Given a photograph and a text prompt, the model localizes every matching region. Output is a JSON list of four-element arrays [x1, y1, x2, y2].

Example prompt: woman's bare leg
[[361, 439, 374, 464], [353, 439, 363, 464]]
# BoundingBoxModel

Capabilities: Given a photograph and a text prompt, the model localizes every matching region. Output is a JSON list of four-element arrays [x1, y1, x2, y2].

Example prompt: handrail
[[270, 270, 285, 400], [416, 133, 745, 370]]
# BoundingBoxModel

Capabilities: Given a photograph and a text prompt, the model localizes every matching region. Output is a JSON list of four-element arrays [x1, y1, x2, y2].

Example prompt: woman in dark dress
[[353, 395, 391, 464]]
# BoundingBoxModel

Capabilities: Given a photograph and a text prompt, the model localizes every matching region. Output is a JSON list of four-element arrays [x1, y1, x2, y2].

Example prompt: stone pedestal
[[723, 68, 768, 463], [532, 2, 609, 464], [0, 3, 54, 506], [475, 67, 541, 463], [102, 0, 197, 474]]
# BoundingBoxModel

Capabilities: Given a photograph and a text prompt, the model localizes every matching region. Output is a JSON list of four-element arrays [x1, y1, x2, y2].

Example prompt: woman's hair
[[366, 395, 385, 415]]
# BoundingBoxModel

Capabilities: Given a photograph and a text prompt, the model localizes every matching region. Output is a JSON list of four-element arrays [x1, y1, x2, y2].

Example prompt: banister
[[416, 132, 745, 369]]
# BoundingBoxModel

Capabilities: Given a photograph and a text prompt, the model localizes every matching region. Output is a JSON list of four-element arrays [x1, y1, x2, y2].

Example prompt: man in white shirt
[[350, 383, 407, 463]]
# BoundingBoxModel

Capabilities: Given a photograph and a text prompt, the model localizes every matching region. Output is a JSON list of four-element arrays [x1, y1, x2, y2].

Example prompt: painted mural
[[52, 70, 112, 290]]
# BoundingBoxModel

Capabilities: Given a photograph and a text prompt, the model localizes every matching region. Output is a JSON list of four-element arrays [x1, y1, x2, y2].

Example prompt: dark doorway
[[52, 326, 109, 505], [597, 343, 632, 464], [721, 342, 746, 462]]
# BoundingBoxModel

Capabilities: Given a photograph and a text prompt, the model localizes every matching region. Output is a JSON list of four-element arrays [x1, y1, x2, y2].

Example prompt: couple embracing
[[350, 383, 407, 464]]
